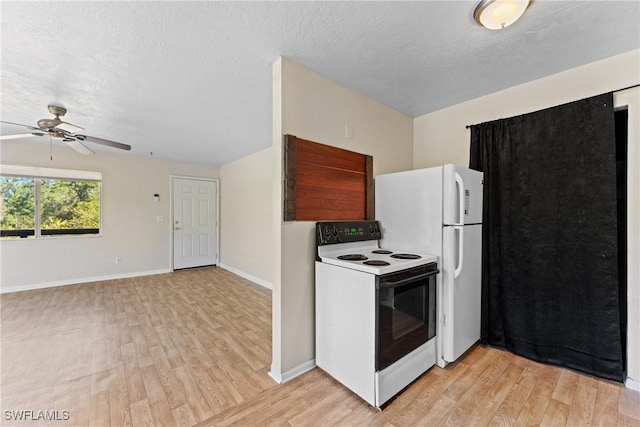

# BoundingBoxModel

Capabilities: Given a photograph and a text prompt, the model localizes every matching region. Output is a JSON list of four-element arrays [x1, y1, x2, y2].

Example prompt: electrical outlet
[[115, 257, 122, 264]]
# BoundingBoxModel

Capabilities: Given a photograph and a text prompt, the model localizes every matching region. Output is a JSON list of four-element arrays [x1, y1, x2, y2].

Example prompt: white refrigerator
[[375, 164, 483, 367]]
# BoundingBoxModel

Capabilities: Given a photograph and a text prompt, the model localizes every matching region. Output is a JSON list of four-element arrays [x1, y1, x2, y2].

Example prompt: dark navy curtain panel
[[469, 92, 624, 382]]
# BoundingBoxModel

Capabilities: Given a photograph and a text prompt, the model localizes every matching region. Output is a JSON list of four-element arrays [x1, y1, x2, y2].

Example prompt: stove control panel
[[316, 221, 382, 245]]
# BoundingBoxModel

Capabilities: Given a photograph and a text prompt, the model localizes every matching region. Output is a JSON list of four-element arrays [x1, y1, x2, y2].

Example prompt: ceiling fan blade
[[0, 120, 43, 131], [55, 121, 85, 133], [0, 120, 42, 133], [61, 138, 94, 155], [77, 134, 131, 151], [0, 132, 45, 140]]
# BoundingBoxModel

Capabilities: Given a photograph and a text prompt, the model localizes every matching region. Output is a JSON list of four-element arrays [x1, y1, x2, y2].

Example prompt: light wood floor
[[1, 267, 638, 426]]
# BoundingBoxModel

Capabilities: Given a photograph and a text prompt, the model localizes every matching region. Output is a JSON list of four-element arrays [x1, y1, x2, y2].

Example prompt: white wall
[[270, 58, 414, 380], [0, 141, 219, 292], [414, 50, 640, 168], [413, 49, 640, 387], [219, 147, 273, 288]]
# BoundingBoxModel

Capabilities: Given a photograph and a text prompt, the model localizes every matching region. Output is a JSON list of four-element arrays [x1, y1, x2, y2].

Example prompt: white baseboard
[[269, 359, 316, 384], [0, 269, 171, 294], [268, 370, 282, 384], [626, 377, 640, 391], [2, 264, 272, 294], [219, 263, 272, 290]]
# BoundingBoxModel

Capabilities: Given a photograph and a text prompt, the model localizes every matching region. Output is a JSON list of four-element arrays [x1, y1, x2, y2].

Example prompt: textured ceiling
[[1, 1, 638, 165]]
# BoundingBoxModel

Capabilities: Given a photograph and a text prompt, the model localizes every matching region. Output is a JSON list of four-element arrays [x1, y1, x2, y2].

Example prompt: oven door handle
[[379, 269, 440, 289]]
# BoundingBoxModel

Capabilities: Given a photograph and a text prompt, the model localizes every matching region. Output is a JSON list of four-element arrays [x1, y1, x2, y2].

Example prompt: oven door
[[376, 262, 438, 371]]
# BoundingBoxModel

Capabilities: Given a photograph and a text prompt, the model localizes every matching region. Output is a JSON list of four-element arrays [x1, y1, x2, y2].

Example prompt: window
[[0, 166, 101, 239]]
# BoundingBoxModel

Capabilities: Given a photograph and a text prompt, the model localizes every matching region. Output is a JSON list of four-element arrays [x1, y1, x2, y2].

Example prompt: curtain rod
[[465, 83, 640, 129]]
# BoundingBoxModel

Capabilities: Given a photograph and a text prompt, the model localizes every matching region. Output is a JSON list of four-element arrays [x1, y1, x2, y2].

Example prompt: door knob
[[174, 226, 181, 231]]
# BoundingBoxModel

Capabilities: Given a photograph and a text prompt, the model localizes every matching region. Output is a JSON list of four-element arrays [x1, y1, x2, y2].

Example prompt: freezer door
[[443, 165, 484, 225], [375, 167, 443, 255], [442, 224, 482, 362]]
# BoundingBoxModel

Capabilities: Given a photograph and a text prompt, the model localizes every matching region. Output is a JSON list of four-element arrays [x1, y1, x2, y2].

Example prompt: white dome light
[[474, 0, 530, 30]]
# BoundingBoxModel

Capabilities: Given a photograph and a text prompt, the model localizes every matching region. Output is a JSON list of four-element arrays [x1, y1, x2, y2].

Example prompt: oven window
[[377, 268, 436, 371]]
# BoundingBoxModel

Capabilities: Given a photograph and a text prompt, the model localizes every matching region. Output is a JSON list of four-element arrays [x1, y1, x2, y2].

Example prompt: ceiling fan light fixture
[[474, 0, 530, 30], [37, 117, 61, 129]]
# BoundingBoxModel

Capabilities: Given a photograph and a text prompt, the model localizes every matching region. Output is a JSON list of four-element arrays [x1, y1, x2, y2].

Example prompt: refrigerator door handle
[[454, 226, 464, 278], [454, 172, 464, 225]]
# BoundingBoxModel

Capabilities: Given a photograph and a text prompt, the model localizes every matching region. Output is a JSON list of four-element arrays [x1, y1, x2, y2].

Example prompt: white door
[[442, 224, 482, 362], [173, 178, 218, 270]]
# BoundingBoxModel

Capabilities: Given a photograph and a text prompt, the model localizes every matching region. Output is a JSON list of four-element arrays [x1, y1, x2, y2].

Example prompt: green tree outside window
[[1, 176, 100, 238]]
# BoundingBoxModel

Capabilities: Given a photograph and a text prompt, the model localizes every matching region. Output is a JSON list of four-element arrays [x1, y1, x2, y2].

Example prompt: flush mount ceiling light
[[474, 0, 530, 30]]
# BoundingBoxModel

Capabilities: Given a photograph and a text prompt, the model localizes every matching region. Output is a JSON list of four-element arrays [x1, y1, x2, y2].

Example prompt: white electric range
[[315, 220, 439, 407]]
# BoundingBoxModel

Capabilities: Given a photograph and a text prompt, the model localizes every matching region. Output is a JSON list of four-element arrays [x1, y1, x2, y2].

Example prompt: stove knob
[[324, 227, 331, 237], [332, 228, 338, 237]]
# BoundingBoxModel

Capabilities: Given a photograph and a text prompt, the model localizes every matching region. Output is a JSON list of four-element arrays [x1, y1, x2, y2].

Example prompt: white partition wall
[[270, 57, 414, 381]]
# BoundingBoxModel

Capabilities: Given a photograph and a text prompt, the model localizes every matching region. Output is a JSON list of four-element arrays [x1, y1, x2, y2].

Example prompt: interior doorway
[[615, 108, 628, 374], [172, 177, 219, 270], [614, 87, 639, 389]]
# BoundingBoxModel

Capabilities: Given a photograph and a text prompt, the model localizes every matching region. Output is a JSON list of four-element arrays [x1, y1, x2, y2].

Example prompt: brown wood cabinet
[[283, 134, 373, 221]]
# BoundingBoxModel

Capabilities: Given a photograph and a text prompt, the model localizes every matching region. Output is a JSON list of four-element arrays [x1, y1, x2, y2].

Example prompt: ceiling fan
[[0, 105, 131, 154]]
